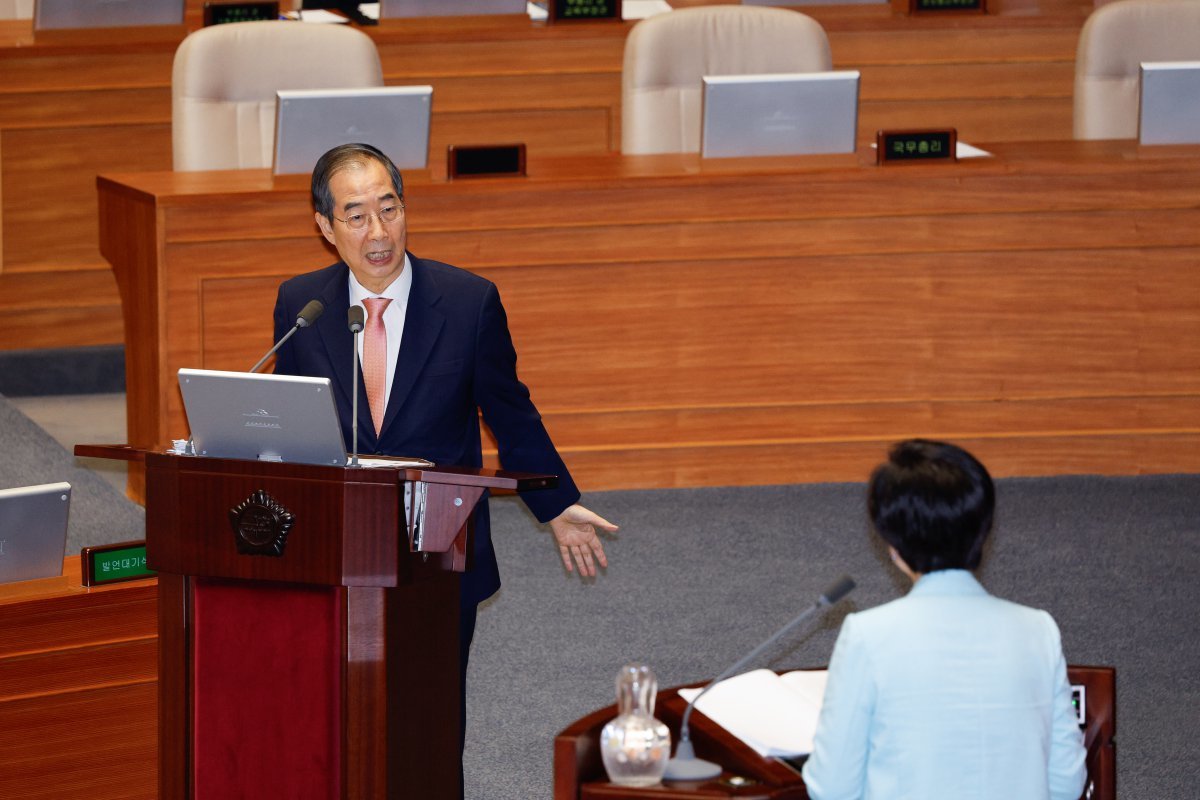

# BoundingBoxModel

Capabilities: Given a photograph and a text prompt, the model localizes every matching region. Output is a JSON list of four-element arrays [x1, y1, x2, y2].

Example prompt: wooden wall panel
[[98, 142, 1200, 489], [543, 433, 1200, 492], [0, 560, 157, 800], [857, 62, 1075, 102], [0, 269, 125, 348], [860, 98, 1074, 142], [0, 684, 157, 800], [3, 2, 1097, 352], [429, 108, 614, 156]]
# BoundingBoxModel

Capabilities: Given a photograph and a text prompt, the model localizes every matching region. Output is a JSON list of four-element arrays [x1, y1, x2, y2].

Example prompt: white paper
[[955, 141, 992, 159], [353, 456, 434, 468], [297, 9, 350, 23], [622, 0, 672, 19], [678, 669, 827, 758]]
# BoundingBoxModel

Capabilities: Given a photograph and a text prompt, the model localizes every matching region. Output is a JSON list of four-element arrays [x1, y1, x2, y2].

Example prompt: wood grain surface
[[96, 140, 1200, 494], [1, 0, 1093, 351], [0, 557, 157, 800]]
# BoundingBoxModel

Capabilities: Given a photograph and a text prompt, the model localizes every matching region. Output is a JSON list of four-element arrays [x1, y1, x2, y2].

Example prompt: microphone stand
[[348, 305, 365, 467], [663, 575, 856, 782], [249, 325, 301, 374], [249, 299, 325, 374]]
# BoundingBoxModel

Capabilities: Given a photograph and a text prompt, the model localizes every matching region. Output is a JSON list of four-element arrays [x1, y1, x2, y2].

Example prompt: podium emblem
[[229, 489, 294, 557]]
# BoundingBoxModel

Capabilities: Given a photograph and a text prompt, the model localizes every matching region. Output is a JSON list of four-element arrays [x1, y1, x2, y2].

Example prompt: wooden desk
[[555, 667, 1117, 800], [2, 0, 1091, 352], [96, 141, 1200, 499], [0, 558, 157, 800]]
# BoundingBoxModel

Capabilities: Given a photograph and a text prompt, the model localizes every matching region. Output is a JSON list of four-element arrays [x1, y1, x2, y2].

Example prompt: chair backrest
[[621, 5, 832, 155], [172, 20, 384, 171], [0, 0, 33, 19], [1074, 0, 1200, 140]]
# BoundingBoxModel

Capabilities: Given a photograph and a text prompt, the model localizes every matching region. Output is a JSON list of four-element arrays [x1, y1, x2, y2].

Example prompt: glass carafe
[[599, 663, 671, 786]]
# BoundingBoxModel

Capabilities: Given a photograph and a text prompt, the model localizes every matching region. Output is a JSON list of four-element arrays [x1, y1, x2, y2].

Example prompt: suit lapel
[[381, 255, 445, 435]]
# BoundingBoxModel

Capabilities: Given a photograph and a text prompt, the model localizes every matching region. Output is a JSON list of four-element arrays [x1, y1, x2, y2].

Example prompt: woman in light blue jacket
[[803, 439, 1086, 800]]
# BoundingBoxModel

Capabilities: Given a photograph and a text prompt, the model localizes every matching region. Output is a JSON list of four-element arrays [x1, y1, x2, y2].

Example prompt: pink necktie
[[362, 297, 392, 435]]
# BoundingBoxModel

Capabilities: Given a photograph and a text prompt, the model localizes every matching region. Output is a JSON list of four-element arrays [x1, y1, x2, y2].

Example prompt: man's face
[[315, 158, 407, 294]]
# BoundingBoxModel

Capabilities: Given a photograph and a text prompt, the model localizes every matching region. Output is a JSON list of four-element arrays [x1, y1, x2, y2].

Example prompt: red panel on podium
[[192, 578, 343, 800]]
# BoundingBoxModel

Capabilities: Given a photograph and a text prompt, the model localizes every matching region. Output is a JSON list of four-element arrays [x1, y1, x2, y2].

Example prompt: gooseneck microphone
[[249, 299, 325, 373], [662, 575, 856, 782], [180, 298, 324, 456], [347, 305, 366, 467]]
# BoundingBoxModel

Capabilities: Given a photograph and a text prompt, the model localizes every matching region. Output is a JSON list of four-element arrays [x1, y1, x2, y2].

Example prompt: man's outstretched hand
[[548, 504, 619, 577]]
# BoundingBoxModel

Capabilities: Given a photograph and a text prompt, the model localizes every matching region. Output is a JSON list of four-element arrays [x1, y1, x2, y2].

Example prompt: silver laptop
[[1139, 61, 1200, 146], [179, 369, 349, 466], [273, 86, 433, 176], [701, 71, 860, 159], [382, 0, 525, 16], [0, 482, 70, 584], [34, 0, 184, 30]]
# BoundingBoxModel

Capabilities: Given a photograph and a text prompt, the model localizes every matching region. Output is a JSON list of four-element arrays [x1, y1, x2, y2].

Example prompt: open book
[[678, 669, 828, 758]]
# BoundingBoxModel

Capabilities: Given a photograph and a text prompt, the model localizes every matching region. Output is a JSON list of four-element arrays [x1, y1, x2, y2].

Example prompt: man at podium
[[271, 142, 617, 761], [802, 440, 1086, 800]]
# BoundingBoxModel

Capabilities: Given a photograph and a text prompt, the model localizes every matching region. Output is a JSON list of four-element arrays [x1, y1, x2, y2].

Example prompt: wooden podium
[[554, 667, 1116, 800], [81, 445, 553, 800]]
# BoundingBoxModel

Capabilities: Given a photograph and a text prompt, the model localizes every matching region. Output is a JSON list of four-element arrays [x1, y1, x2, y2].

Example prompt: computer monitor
[[1139, 61, 1200, 145], [34, 0, 184, 30], [273, 86, 433, 176], [701, 71, 860, 159], [0, 482, 70, 584]]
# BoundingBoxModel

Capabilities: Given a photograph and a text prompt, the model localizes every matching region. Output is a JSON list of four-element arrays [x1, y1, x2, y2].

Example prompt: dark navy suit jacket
[[272, 255, 580, 604]]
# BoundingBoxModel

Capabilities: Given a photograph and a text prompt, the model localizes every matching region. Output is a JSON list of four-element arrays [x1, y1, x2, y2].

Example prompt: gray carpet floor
[[468, 478, 1200, 799], [0, 394, 143, 553], [2, 395, 1196, 798]]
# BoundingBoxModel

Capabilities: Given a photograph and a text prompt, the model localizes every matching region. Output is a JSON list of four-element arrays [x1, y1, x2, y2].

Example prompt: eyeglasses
[[333, 202, 405, 231]]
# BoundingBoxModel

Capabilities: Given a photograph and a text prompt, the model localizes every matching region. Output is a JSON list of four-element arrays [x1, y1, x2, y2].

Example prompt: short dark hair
[[311, 143, 404, 220], [868, 439, 995, 573]]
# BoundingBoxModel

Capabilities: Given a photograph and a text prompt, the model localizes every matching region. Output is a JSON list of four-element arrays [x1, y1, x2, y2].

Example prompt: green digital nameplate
[[877, 129, 957, 165], [82, 542, 155, 586], [913, 0, 985, 11], [204, 1, 280, 26], [548, 0, 621, 22]]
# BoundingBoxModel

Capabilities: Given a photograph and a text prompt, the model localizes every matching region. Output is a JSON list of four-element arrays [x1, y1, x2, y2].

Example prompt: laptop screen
[[179, 369, 349, 466], [273, 86, 433, 176], [34, 0, 184, 30], [701, 71, 860, 159], [1139, 61, 1200, 146], [0, 482, 70, 584]]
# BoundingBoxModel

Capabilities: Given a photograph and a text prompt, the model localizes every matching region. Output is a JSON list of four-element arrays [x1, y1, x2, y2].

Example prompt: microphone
[[347, 305, 365, 467], [662, 574, 856, 782], [249, 299, 325, 373]]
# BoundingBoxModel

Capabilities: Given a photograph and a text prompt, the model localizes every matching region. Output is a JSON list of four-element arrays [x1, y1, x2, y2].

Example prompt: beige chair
[[1074, 0, 1200, 140], [621, 5, 832, 155], [0, 0, 33, 19], [172, 20, 384, 171]]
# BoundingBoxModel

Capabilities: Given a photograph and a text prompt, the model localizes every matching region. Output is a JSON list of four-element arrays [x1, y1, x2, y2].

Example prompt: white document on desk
[[678, 669, 828, 758]]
